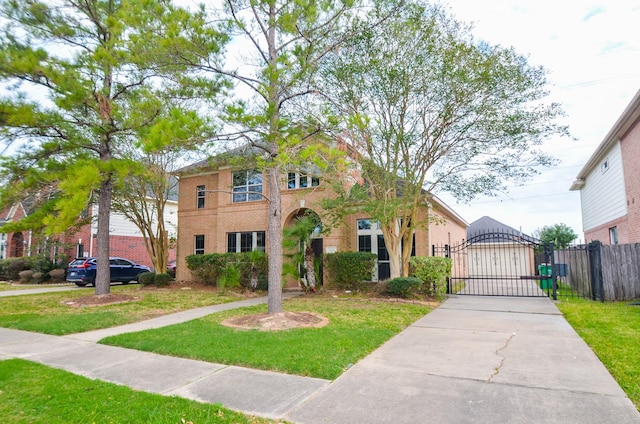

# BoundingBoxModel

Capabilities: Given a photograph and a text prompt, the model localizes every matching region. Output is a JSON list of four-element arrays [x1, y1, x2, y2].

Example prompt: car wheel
[[75, 282, 87, 287], [122, 280, 130, 285], [90, 278, 96, 287]]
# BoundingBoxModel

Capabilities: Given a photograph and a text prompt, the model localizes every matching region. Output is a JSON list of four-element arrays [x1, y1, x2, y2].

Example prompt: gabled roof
[[430, 195, 468, 228], [175, 144, 265, 176], [467, 216, 535, 242], [570, 88, 640, 191]]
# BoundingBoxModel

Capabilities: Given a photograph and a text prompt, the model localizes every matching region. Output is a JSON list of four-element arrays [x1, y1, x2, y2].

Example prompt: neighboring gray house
[[466, 216, 536, 278]]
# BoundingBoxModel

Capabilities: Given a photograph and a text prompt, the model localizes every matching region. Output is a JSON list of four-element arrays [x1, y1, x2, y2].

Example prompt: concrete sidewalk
[[0, 284, 81, 297], [1, 294, 639, 423], [288, 296, 640, 423]]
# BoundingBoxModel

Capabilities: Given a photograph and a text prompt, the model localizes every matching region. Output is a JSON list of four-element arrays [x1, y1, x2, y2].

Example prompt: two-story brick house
[[570, 89, 640, 244], [175, 154, 468, 285]]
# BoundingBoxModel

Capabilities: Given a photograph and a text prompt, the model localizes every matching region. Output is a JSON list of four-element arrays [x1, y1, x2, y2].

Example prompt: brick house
[[0, 200, 177, 271], [570, 89, 640, 244], [175, 155, 468, 285]]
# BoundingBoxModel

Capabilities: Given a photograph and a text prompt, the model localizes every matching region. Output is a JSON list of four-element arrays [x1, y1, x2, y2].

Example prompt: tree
[[283, 212, 322, 292], [110, 149, 180, 276], [321, 1, 569, 279], [173, 0, 358, 313], [0, 0, 225, 294], [535, 223, 578, 249]]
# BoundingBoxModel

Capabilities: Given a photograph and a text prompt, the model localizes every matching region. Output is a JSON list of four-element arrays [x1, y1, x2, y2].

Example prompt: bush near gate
[[409, 256, 451, 299], [386, 277, 423, 298], [324, 252, 377, 291]]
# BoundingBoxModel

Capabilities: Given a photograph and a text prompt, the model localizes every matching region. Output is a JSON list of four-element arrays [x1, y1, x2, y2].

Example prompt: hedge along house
[[174, 147, 468, 287]]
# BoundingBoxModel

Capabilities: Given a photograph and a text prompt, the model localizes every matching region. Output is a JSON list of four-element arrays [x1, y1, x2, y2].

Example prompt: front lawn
[[556, 299, 640, 409], [0, 358, 274, 424], [0, 284, 249, 335], [101, 296, 431, 380]]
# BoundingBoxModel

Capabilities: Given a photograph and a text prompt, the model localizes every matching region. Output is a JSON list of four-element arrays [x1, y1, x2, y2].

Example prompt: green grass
[[0, 285, 248, 335], [556, 299, 640, 409], [101, 296, 431, 380], [0, 358, 274, 424]]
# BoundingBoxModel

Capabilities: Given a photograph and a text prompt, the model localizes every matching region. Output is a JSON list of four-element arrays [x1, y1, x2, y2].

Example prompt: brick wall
[[621, 118, 640, 242], [583, 215, 630, 245], [176, 167, 469, 282]]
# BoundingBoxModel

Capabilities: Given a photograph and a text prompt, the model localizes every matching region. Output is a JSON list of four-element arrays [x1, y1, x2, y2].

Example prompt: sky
[[435, 1, 640, 241]]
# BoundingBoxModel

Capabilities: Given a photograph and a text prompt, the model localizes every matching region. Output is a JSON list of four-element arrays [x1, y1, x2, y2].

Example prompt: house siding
[[581, 141, 627, 232]]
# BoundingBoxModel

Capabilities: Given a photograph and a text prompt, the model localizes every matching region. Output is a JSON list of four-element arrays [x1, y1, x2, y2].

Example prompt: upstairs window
[[287, 172, 320, 190], [196, 185, 205, 209], [233, 170, 263, 202]]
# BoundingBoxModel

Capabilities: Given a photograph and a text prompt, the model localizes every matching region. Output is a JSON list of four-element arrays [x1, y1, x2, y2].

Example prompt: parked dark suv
[[66, 257, 151, 287]]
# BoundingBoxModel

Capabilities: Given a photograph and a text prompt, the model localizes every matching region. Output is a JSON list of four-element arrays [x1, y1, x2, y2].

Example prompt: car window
[[69, 259, 85, 267]]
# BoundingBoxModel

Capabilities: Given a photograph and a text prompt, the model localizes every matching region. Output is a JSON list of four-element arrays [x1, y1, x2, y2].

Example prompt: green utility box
[[538, 263, 553, 289]]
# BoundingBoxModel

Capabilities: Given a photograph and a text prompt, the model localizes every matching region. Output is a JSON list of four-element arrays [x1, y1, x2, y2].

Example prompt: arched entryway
[[284, 208, 323, 288], [10, 232, 24, 257]]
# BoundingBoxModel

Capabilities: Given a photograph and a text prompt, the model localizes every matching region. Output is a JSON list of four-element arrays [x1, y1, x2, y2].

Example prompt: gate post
[[587, 240, 604, 301], [548, 242, 557, 301]]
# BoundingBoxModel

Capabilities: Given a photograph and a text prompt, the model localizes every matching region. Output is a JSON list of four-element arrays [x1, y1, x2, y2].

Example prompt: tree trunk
[[305, 245, 316, 290], [382, 224, 402, 280], [400, 228, 416, 277], [267, 165, 283, 313], [95, 176, 112, 295]]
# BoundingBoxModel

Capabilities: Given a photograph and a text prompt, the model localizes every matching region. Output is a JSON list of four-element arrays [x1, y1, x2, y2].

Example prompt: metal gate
[[434, 230, 557, 298]]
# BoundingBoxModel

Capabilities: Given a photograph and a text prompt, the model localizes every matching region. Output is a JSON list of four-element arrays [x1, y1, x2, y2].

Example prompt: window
[[227, 231, 266, 252], [601, 159, 609, 173], [196, 185, 205, 209], [287, 172, 320, 190], [609, 227, 618, 245], [233, 170, 263, 202], [194, 235, 205, 254]]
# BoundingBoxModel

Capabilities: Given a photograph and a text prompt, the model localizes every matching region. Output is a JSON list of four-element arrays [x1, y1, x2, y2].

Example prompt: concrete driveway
[[286, 296, 640, 424]]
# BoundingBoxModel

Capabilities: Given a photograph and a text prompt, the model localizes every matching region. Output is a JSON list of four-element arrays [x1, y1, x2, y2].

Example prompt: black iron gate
[[433, 230, 557, 298]]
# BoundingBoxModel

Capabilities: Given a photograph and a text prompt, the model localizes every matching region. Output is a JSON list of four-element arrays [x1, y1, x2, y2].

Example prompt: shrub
[[186, 252, 268, 289], [31, 272, 45, 284], [18, 270, 34, 284], [218, 263, 240, 288], [324, 252, 377, 291], [48, 269, 66, 283], [386, 277, 423, 298], [4, 258, 28, 281], [138, 272, 156, 286], [154, 273, 172, 287], [28, 255, 54, 273], [409, 256, 452, 299], [185, 254, 227, 285]]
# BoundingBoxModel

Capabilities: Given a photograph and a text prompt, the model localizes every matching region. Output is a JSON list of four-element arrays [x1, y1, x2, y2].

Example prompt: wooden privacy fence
[[556, 241, 640, 301]]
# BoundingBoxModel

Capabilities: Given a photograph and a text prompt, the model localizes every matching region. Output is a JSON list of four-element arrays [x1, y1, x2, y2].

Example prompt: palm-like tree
[[283, 213, 322, 292]]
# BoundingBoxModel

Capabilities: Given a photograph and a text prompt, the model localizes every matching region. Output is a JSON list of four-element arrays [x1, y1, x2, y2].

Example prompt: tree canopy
[[320, 1, 570, 278], [535, 223, 578, 249], [0, 0, 226, 294], [172, 0, 359, 313]]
